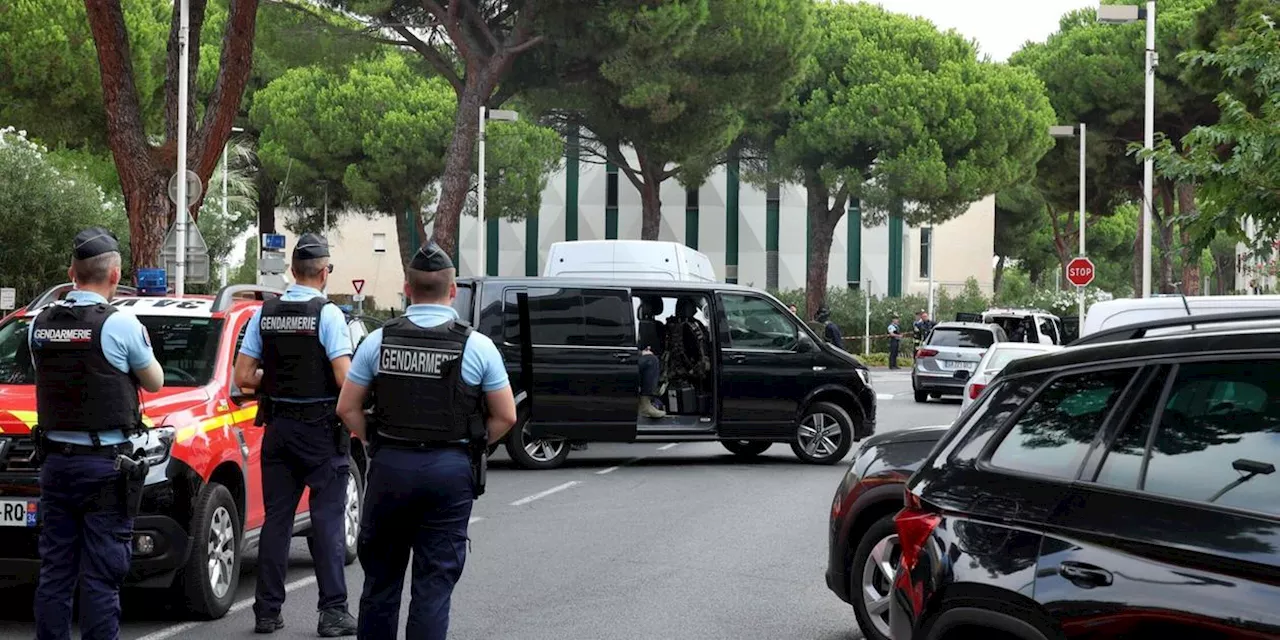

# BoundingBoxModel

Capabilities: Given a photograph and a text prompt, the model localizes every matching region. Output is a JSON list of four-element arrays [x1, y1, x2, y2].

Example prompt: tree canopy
[[250, 52, 562, 268], [758, 1, 1056, 312], [513, 0, 813, 239]]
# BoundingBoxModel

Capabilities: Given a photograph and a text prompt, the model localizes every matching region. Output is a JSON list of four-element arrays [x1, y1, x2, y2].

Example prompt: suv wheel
[[181, 483, 241, 619], [343, 457, 363, 565], [505, 421, 571, 470], [721, 440, 772, 458], [790, 401, 855, 464], [850, 514, 900, 640]]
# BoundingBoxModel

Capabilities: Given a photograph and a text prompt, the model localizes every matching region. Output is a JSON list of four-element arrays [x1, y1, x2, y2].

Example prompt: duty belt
[[269, 399, 337, 423], [43, 440, 132, 458]]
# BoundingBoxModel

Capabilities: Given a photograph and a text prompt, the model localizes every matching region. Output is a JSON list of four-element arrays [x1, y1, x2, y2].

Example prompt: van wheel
[[180, 483, 241, 620], [791, 402, 855, 464], [505, 421, 570, 470], [913, 390, 928, 403], [722, 440, 772, 458]]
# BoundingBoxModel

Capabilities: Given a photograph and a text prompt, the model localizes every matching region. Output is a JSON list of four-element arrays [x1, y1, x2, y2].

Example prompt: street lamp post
[[1099, 1, 1157, 298], [477, 107, 519, 277], [1051, 123, 1088, 322], [175, 0, 190, 297]]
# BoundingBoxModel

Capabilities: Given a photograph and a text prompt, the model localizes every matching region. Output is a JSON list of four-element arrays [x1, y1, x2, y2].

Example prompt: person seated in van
[[636, 298, 667, 419], [662, 297, 712, 387]]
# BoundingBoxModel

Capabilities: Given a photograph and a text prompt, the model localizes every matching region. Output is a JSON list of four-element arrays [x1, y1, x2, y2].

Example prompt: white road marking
[[509, 481, 580, 507], [468, 516, 484, 524], [658, 443, 679, 451], [596, 466, 620, 475], [876, 393, 896, 400], [135, 576, 317, 640]]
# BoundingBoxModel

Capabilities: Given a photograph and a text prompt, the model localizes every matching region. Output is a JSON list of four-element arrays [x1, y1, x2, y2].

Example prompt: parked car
[[912, 321, 1008, 403], [826, 424, 951, 640], [959, 342, 1062, 412], [1081, 293, 1280, 338], [0, 284, 368, 620], [453, 277, 877, 469], [890, 310, 1280, 639]]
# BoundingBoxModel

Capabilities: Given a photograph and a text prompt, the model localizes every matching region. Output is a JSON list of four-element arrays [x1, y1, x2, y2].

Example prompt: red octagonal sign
[[1066, 256, 1095, 287]]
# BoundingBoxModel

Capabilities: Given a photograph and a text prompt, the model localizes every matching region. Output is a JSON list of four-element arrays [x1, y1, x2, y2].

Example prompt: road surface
[[0, 370, 958, 640]]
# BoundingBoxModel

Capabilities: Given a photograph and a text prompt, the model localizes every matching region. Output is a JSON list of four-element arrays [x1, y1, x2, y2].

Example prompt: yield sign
[[352, 279, 365, 294]]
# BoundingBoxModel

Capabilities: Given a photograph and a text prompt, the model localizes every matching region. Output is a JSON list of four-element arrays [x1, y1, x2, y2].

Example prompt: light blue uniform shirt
[[28, 290, 157, 445], [347, 304, 509, 393], [238, 284, 352, 403]]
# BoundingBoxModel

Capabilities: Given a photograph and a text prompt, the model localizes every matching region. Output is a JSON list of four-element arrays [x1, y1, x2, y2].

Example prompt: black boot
[[254, 614, 284, 634], [318, 607, 357, 637]]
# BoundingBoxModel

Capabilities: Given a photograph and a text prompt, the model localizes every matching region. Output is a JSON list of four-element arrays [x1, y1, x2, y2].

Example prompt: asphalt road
[[0, 370, 960, 640]]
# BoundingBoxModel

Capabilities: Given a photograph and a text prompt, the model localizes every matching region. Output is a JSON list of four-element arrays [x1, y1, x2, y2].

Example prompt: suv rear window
[[0, 316, 224, 387], [928, 327, 995, 349]]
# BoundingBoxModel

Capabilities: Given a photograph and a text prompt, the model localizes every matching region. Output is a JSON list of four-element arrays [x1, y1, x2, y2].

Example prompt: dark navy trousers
[[254, 415, 350, 619], [357, 445, 473, 640], [34, 452, 132, 640]]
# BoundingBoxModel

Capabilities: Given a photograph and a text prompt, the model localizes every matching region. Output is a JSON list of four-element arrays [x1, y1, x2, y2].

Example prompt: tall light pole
[[175, 0, 190, 297], [1051, 123, 1087, 322], [1099, 1, 1157, 298], [477, 107, 519, 277]]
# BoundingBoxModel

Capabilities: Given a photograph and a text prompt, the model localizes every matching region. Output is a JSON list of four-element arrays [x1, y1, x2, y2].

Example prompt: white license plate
[[942, 361, 973, 371], [0, 498, 38, 528]]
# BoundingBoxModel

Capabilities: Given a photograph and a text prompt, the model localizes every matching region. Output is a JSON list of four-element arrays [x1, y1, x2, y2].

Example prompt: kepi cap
[[293, 233, 330, 260], [409, 240, 454, 272], [73, 227, 120, 260]]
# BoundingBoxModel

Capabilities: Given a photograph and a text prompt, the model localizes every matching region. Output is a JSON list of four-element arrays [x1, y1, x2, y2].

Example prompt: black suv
[[453, 277, 877, 469], [889, 312, 1280, 639]]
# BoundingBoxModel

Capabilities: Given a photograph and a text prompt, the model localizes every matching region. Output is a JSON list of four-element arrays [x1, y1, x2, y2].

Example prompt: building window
[[919, 227, 931, 279], [372, 233, 387, 253]]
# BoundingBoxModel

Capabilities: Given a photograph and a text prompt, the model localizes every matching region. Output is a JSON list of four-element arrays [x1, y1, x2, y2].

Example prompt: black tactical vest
[[31, 302, 140, 432], [371, 317, 483, 443], [258, 297, 340, 399]]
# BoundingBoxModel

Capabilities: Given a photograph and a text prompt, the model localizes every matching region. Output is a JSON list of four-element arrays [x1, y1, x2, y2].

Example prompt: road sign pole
[[1079, 122, 1087, 324]]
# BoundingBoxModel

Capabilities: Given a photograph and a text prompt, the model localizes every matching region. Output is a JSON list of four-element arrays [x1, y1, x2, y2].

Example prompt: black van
[[453, 277, 877, 470]]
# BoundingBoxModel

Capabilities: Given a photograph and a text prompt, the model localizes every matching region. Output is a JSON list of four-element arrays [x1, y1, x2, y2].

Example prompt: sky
[[866, 0, 1098, 61]]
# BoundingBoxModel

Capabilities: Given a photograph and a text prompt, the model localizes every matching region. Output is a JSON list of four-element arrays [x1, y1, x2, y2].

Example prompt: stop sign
[[1066, 256, 1095, 287]]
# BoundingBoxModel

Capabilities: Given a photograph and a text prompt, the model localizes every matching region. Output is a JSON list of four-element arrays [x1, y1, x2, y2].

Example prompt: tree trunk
[[432, 81, 490, 258], [803, 173, 842, 315], [256, 170, 277, 235], [1157, 184, 1177, 294], [1177, 183, 1200, 296], [993, 255, 1007, 296], [128, 170, 173, 271], [634, 148, 668, 240]]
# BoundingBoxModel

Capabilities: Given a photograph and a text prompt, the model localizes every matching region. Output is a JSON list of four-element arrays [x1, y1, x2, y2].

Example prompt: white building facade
[[271, 137, 996, 307]]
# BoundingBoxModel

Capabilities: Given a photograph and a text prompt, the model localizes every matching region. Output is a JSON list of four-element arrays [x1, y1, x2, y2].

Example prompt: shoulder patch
[[142, 324, 151, 347]]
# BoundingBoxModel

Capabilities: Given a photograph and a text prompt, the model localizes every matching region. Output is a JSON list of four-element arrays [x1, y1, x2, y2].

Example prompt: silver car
[[911, 321, 1008, 403], [958, 342, 1062, 411]]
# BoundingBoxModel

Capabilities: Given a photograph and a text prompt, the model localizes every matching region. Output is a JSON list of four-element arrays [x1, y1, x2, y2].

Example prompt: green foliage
[[230, 237, 258, 286], [0, 127, 128, 302], [758, 2, 1056, 226], [1154, 13, 1280, 246], [517, 0, 813, 217]]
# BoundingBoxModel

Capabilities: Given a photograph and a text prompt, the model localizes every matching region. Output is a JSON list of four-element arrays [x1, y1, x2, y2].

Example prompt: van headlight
[[856, 368, 872, 387], [140, 426, 176, 465]]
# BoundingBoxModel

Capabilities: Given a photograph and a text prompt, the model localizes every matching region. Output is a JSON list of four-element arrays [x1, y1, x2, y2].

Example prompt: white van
[[956, 308, 1066, 345], [543, 240, 717, 282], [1081, 294, 1280, 337]]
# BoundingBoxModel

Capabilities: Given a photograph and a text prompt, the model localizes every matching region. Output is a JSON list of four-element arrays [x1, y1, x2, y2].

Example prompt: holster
[[253, 396, 273, 427], [30, 424, 47, 466], [106, 453, 148, 519], [333, 418, 350, 457], [468, 416, 487, 498]]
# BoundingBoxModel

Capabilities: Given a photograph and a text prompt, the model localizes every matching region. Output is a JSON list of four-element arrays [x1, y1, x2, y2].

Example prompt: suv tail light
[[894, 492, 940, 573], [968, 383, 986, 399], [916, 348, 938, 358]]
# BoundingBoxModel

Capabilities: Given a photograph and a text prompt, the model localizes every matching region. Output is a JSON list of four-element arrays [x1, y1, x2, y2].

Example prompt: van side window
[[504, 287, 633, 348], [719, 294, 798, 351]]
